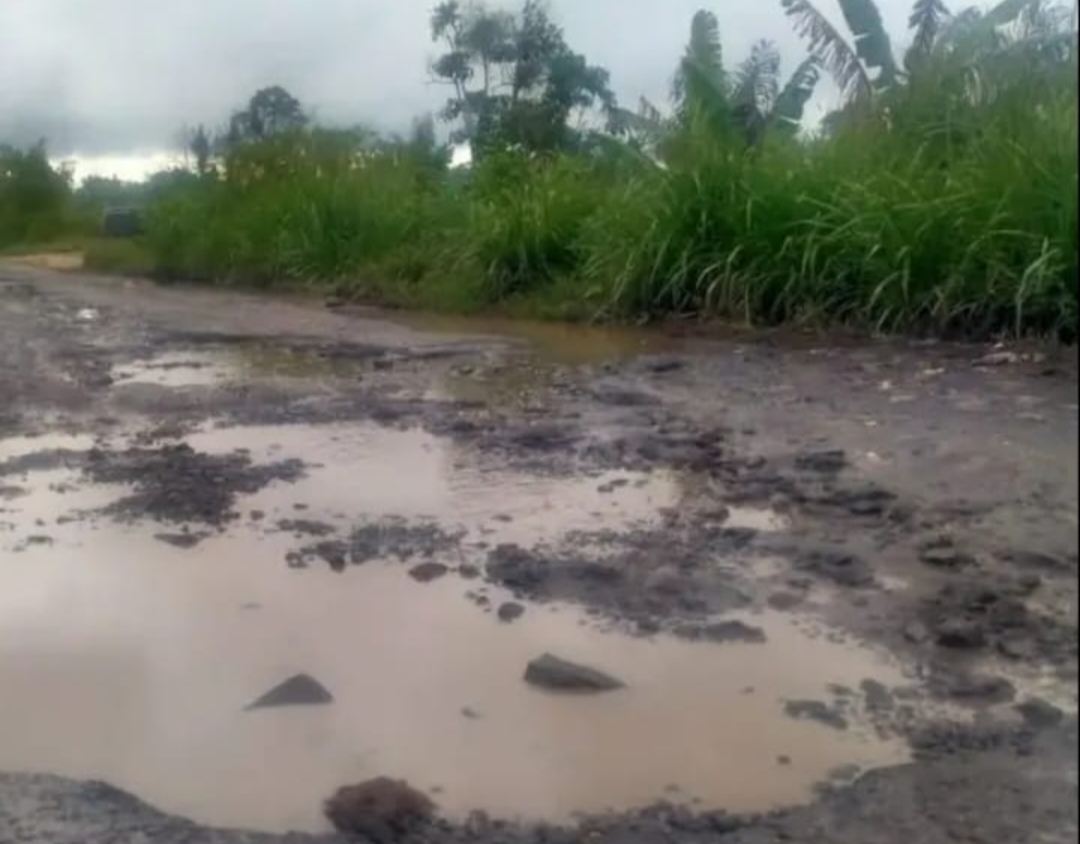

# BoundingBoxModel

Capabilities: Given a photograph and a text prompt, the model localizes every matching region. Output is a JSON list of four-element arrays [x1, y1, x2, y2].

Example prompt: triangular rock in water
[[524, 653, 624, 692], [245, 673, 333, 710]]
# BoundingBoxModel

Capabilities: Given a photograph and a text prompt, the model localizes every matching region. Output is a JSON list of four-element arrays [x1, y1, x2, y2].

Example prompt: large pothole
[[0, 419, 918, 834]]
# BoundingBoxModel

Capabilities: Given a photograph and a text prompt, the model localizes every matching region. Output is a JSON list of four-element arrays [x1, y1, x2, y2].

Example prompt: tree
[[642, 12, 822, 149], [189, 125, 212, 175], [610, 9, 823, 158], [0, 142, 73, 244], [780, 0, 891, 104], [227, 86, 308, 145], [907, 0, 951, 69], [430, 1, 617, 156], [781, 0, 1075, 110], [673, 10, 732, 133]]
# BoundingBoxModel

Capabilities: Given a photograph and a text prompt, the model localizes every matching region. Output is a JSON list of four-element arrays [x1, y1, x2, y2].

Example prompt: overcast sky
[[2, 0, 944, 169]]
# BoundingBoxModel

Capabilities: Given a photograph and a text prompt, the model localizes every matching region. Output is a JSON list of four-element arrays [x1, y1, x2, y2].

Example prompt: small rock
[[497, 602, 525, 623], [677, 620, 767, 644], [246, 674, 333, 710], [974, 351, 1020, 367], [767, 591, 803, 611], [919, 539, 975, 569], [647, 358, 685, 374], [777, 755, 792, 766], [1016, 697, 1064, 729], [461, 707, 482, 720], [947, 674, 1015, 704], [795, 450, 847, 473], [285, 551, 308, 569], [154, 532, 205, 549], [861, 679, 894, 712], [324, 778, 435, 840], [408, 562, 449, 583], [935, 619, 986, 649], [997, 637, 1035, 660], [798, 550, 874, 588], [784, 700, 848, 730], [524, 653, 624, 693]]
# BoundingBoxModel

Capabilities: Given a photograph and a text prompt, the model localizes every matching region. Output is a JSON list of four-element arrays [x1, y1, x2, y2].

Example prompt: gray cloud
[[1, 0, 949, 157]]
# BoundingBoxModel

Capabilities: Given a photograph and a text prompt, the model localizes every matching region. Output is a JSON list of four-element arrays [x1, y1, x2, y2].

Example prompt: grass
[[5, 56, 1076, 340], [82, 237, 156, 276]]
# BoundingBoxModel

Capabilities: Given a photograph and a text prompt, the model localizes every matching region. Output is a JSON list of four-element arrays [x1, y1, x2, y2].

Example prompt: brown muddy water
[[0, 418, 912, 834]]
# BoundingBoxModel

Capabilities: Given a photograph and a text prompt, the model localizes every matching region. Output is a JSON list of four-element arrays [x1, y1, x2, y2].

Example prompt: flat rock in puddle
[[674, 620, 767, 644], [154, 532, 207, 549], [409, 562, 449, 583], [497, 601, 525, 622], [245, 673, 333, 710], [784, 699, 849, 731], [1016, 697, 1065, 728], [919, 538, 976, 569], [524, 653, 624, 692], [796, 449, 848, 473], [797, 549, 875, 588], [944, 673, 1016, 705]]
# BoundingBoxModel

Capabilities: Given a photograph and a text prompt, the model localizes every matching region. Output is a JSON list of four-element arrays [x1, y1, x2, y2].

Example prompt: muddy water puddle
[[386, 312, 677, 366], [1, 420, 909, 833]]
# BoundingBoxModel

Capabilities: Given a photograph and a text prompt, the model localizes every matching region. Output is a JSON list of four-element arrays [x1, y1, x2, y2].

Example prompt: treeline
[[4, 0, 1077, 338]]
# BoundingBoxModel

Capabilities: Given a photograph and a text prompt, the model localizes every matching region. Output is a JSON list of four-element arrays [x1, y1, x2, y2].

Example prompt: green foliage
[[3, 0, 1075, 342], [460, 152, 604, 299], [836, 0, 900, 86], [82, 237, 155, 276], [674, 10, 732, 134], [146, 133, 448, 287], [226, 86, 308, 146], [782, 0, 874, 103], [430, 0, 616, 155], [0, 143, 83, 246], [671, 15, 821, 148], [581, 70, 1077, 338]]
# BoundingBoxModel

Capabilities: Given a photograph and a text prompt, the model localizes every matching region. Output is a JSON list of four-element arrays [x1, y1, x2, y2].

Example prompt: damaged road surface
[[0, 264, 1077, 844]]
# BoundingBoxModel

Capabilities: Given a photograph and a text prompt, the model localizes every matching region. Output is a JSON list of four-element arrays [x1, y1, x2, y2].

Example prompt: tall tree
[[673, 10, 731, 131], [907, 0, 952, 68], [781, 0, 879, 103], [189, 125, 212, 175], [430, 1, 616, 155], [670, 12, 821, 145], [227, 86, 308, 145]]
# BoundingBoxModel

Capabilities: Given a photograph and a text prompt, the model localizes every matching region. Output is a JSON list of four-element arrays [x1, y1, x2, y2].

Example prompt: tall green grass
[[128, 63, 1077, 339], [583, 74, 1078, 337]]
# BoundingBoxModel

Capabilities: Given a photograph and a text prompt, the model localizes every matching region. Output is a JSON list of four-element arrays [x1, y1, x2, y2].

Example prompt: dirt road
[[1, 263, 1077, 843]]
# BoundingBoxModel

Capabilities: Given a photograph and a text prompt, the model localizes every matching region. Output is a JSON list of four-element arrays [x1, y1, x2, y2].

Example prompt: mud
[[1, 263, 1077, 843]]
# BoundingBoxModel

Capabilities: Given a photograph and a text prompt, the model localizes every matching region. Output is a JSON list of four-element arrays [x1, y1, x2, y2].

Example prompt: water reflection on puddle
[[111, 351, 233, 388], [0, 421, 908, 834], [186, 423, 682, 546]]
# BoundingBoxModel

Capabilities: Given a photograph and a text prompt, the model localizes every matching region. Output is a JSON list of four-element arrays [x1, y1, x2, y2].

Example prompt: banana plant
[[731, 41, 823, 142], [783, 0, 1075, 107], [611, 12, 823, 155], [672, 11, 823, 142], [781, 0, 899, 103]]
